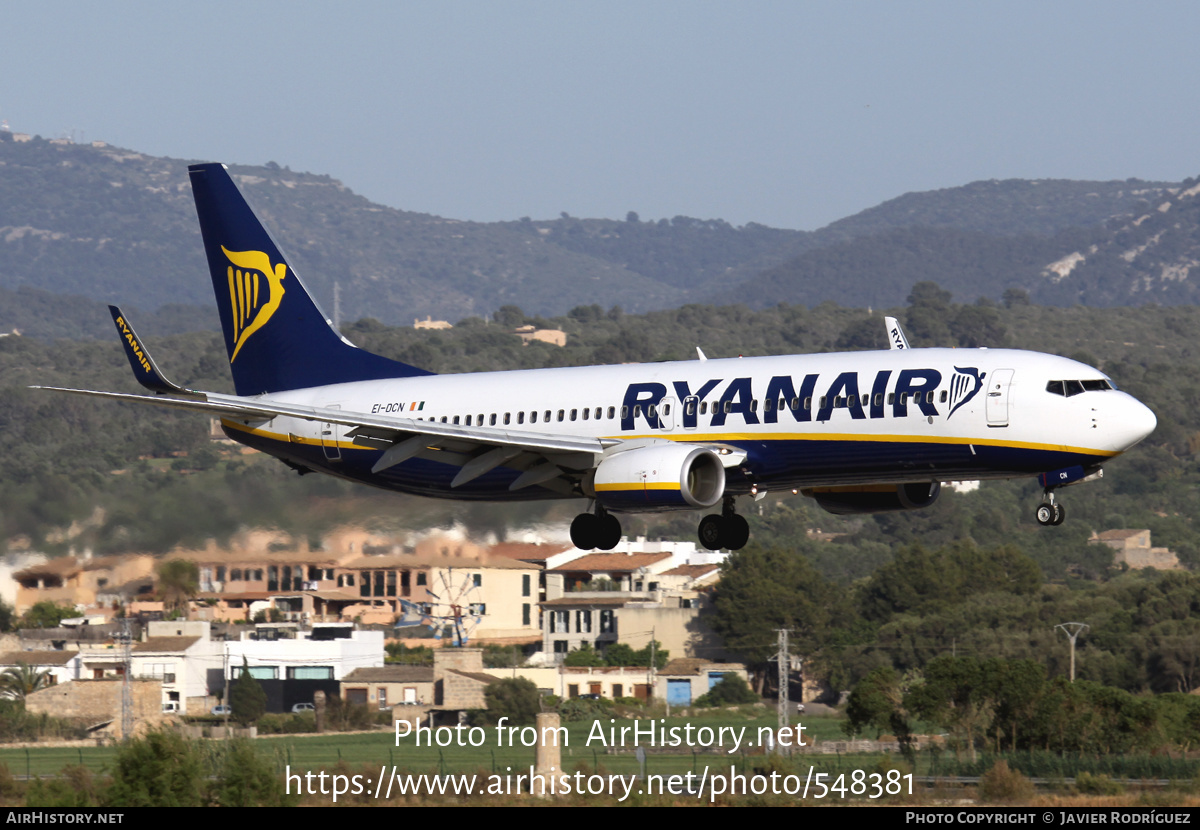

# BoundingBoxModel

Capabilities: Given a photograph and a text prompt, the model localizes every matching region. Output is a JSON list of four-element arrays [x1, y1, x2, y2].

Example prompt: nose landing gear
[[1035, 490, 1066, 526], [698, 496, 750, 551]]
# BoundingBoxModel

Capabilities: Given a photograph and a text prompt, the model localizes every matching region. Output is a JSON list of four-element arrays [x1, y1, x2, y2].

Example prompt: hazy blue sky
[[3, 1, 1198, 229]]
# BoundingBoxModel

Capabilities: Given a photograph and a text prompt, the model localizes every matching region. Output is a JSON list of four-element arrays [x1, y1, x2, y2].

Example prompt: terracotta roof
[[488, 543, 571, 564], [0, 651, 77, 667], [163, 550, 347, 566], [660, 564, 719, 578], [342, 666, 434, 683], [444, 669, 502, 685], [548, 552, 672, 574], [662, 657, 715, 676], [134, 636, 201, 653]]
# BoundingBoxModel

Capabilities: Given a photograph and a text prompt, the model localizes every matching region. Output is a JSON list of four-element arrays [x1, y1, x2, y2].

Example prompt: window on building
[[287, 666, 334, 680], [577, 610, 592, 633], [522, 574, 531, 597], [599, 610, 615, 634], [473, 574, 482, 588], [522, 603, 531, 626]]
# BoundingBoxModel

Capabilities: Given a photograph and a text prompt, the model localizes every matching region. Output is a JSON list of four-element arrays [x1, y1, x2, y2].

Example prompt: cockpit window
[[1046, 379, 1113, 397]]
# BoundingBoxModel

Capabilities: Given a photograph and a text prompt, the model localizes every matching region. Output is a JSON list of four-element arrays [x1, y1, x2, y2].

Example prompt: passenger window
[[899, 393, 908, 405], [874, 394, 883, 406], [570, 409, 577, 421], [633, 405, 642, 418], [504, 413, 511, 425], [441, 416, 448, 423], [802, 397, 810, 410], [490, 414, 497, 426], [939, 391, 947, 403], [765, 398, 775, 412], [819, 396, 827, 409], [621, 406, 628, 419], [750, 399, 758, 412], [453, 416, 461, 425], [607, 407, 615, 419], [581, 408, 589, 420], [663, 404, 670, 415], [723, 401, 732, 413], [647, 405, 657, 419], [544, 410, 551, 422], [861, 394, 869, 407], [517, 412, 524, 424], [597, 407, 604, 419], [685, 401, 695, 416], [557, 410, 564, 422], [700, 401, 708, 415], [887, 393, 894, 405], [478, 413, 484, 424], [926, 391, 934, 404], [464, 415, 471, 426], [530, 412, 538, 423]]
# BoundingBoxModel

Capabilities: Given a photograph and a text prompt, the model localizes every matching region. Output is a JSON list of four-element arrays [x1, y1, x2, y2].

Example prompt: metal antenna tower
[[119, 617, 133, 739], [1055, 622, 1089, 682]]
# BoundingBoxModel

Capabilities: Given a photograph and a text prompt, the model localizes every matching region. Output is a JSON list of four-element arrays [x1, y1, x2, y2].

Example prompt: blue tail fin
[[188, 163, 433, 395]]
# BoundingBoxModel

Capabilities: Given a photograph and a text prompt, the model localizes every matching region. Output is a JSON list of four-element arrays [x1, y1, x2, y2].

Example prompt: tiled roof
[[133, 636, 201, 653], [342, 666, 434, 683], [548, 553, 672, 573], [0, 651, 77, 667]]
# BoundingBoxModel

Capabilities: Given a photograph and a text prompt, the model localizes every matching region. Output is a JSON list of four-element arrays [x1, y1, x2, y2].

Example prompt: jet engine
[[804, 482, 941, 515], [590, 444, 725, 512]]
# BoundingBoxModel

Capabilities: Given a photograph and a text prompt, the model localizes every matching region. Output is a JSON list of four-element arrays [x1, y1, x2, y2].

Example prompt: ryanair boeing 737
[[37, 164, 1157, 552]]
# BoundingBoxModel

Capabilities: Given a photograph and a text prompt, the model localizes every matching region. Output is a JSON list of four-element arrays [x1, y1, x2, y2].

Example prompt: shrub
[[977, 760, 1034, 804]]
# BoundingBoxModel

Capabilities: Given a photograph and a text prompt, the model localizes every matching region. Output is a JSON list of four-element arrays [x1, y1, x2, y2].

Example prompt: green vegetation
[[230, 659, 266, 727]]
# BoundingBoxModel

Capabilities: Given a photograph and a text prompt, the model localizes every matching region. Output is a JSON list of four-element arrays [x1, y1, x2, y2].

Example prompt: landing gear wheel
[[1035, 503, 1054, 526], [723, 515, 750, 551], [570, 513, 600, 549], [698, 514, 725, 551], [1051, 503, 1066, 526], [597, 514, 622, 550]]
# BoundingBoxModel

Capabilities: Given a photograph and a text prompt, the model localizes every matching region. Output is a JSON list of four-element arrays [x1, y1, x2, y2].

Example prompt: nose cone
[[1113, 394, 1157, 451]]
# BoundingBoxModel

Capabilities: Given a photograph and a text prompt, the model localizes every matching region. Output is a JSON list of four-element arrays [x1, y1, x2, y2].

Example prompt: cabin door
[[986, 369, 1014, 427]]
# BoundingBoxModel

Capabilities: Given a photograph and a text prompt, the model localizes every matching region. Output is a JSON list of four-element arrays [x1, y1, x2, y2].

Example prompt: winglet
[[696, 347, 708, 361], [884, 316, 911, 350], [108, 306, 198, 396]]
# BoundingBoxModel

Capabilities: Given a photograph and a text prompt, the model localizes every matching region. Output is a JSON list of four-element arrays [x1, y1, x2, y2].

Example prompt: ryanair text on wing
[[114, 316, 152, 375], [620, 367, 985, 431]]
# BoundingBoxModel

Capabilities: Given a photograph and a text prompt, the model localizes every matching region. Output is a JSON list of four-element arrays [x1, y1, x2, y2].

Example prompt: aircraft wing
[[32, 384, 617, 489]]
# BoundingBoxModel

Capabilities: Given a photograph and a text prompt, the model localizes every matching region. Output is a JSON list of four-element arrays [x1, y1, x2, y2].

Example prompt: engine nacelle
[[805, 482, 941, 515], [591, 444, 725, 512]]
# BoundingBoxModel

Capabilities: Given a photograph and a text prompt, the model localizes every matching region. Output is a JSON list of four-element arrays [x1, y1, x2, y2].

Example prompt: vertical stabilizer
[[188, 163, 433, 395]]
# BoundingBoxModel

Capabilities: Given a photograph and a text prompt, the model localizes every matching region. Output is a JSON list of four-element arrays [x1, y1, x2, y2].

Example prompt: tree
[[478, 677, 540, 726], [105, 730, 208, 807], [156, 559, 199, 619], [18, 601, 77, 630], [0, 664, 51, 701], [709, 545, 847, 684], [562, 643, 605, 667], [694, 673, 758, 706], [230, 659, 266, 726]]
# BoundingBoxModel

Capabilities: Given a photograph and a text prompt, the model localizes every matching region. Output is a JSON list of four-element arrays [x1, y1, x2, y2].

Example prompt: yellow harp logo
[[222, 246, 287, 362]]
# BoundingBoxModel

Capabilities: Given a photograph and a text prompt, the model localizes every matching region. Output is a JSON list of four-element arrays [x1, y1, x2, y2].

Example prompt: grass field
[[0, 710, 850, 779]]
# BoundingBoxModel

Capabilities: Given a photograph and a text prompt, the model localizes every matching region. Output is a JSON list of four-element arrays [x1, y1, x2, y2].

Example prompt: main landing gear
[[698, 496, 750, 551], [570, 504, 622, 551], [1035, 489, 1066, 526]]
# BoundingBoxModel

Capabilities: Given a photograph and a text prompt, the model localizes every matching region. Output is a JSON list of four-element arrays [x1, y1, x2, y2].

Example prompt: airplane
[[36, 163, 1158, 552]]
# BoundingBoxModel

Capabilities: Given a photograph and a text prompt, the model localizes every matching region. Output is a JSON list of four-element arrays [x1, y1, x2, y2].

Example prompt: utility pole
[[119, 617, 133, 740], [1055, 622, 1089, 681], [776, 628, 790, 739]]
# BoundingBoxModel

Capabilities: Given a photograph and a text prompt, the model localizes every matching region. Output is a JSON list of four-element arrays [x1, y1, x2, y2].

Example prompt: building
[[1089, 529, 1180, 570], [12, 555, 156, 615]]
